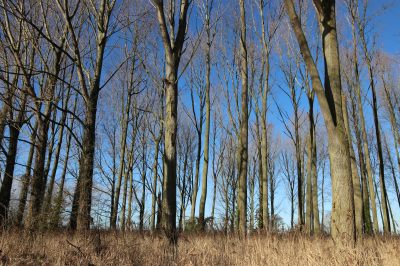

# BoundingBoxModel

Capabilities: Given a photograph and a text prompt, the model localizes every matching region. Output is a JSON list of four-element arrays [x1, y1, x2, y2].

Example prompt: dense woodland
[[0, 0, 399, 248]]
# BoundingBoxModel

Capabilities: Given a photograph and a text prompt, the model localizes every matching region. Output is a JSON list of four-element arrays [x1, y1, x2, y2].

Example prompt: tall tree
[[284, 0, 356, 245], [151, 0, 190, 242], [198, 0, 217, 230], [356, 7, 390, 234], [237, 0, 249, 237], [56, 0, 118, 230], [256, 0, 281, 230]]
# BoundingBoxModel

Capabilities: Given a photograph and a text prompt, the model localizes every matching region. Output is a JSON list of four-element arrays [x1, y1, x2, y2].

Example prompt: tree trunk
[[321, 161, 325, 231], [349, 91, 373, 234], [342, 95, 363, 238], [121, 142, 134, 230], [249, 163, 255, 231], [0, 90, 13, 147], [255, 112, 264, 229], [198, 2, 212, 228], [349, 24, 380, 234], [152, 0, 190, 242], [0, 117, 21, 224], [139, 137, 147, 231], [150, 136, 161, 231], [0, 91, 27, 225], [259, 0, 271, 232], [381, 77, 400, 208], [311, 127, 319, 233], [359, 21, 390, 233], [76, 97, 99, 230], [111, 91, 131, 229], [269, 158, 275, 229], [190, 123, 202, 224], [26, 115, 51, 230], [43, 88, 71, 223], [162, 69, 178, 241], [384, 133, 400, 208], [305, 133, 313, 234], [16, 123, 37, 226], [50, 97, 76, 228], [237, 0, 249, 237], [127, 170, 134, 230], [285, 0, 355, 245], [43, 109, 57, 184]]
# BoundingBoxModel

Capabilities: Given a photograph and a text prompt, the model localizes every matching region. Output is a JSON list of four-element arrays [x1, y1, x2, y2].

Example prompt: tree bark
[[152, 0, 190, 243], [342, 95, 363, 238], [311, 123, 320, 233], [285, 0, 355, 245], [198, 0, 213, 229], [237, 0, 249, 237]]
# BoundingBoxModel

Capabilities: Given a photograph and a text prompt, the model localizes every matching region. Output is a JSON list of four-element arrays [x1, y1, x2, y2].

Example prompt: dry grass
[[0, 230, 399, 265]]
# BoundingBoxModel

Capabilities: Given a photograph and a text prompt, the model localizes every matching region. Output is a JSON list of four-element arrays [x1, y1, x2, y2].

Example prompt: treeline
[[0, 0, 399, 247]]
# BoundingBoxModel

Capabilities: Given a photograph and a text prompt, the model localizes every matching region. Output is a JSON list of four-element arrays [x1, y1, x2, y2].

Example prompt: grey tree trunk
[[76, 99, 98, 230], [121, 141, 135, 230], [342, 95, 363, 238], [238, 0, 249, 237], [305, 134, 313, 234], [189, 116, 202, 225], [349, 92, 373, 234], [150, 136, 161, 231], [198, 0, 214, 229], [152, 0, 190, 243], [285, 0, 356, 245], [358, 19, 390, 233], [381, 78, 400, 207], [42, 88, 71, 223], [0, 93, 27, 225], [26, 46, 64, 230], [311, 124, 320, 233], [16, 123, 37, 226], [346, 5, 380, 232], [259, 0, 272, 231], [111, 89, 132, 229], [51, 96, 77, 228]]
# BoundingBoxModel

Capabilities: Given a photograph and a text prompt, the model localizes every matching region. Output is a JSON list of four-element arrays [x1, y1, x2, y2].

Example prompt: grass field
[[0, 230, 399, 265]]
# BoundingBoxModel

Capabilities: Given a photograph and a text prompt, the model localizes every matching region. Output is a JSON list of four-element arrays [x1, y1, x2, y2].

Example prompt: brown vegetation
[[0, 231, 399, 266]]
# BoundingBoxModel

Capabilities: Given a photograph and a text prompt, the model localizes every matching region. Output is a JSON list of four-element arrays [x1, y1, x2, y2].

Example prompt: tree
[[275, 43, 304, 228], [284, 0, 356, 245], [198, 0, 218, 231], [255, 0, 281, 231], [280, 147, 296, 230], [237, 0, 249, 237], [151, 0, 190, 243], [54, 0, 119, 231], [187, 61, 205, 226], [354, 2, 390, 233]]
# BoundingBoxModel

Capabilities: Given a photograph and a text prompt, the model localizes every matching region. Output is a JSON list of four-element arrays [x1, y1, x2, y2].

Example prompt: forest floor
[[0, 230, 399, 265]]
